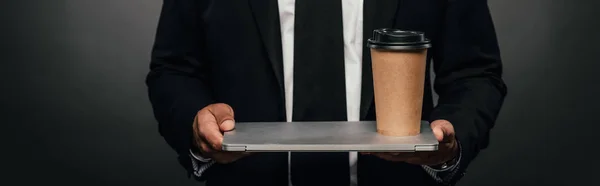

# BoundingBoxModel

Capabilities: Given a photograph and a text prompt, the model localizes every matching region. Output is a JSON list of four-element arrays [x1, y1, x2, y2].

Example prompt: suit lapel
[[248, 0, 285, 98], [360, 0, 400, 119]]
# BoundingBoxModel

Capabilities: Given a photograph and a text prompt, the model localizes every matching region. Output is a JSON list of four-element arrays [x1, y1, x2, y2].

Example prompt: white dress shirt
[[190, 1, 460, 185]]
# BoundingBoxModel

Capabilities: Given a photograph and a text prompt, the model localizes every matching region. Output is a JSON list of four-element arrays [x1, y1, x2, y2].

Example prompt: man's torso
[[198, 1, 446, 185]]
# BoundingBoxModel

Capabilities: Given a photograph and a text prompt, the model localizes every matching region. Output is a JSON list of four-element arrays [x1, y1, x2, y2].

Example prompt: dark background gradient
[[3, 0, 599, 185]]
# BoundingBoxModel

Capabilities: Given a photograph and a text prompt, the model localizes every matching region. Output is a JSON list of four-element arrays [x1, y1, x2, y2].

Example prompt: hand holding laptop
[[192, 103, 251, 164], [362, 120, 459, 166]]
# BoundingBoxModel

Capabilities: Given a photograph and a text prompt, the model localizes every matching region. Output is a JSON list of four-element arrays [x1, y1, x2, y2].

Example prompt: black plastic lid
[[367, 28, 431, 50]]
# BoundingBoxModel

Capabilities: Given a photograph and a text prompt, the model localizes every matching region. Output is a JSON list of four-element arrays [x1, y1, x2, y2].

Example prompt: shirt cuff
[[189, 149, 215, 177], [189, 149, 212, 162], [421, 141, 462, 184]]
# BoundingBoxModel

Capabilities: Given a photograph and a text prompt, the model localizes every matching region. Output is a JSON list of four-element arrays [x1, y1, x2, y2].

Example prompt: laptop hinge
[[414, 145, 438, 151], [223, 145, 247, 152]]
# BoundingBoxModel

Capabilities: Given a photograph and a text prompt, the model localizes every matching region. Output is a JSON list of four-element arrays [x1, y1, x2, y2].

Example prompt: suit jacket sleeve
[[145, 0, 213, 176], [430, 0, 507, 183]]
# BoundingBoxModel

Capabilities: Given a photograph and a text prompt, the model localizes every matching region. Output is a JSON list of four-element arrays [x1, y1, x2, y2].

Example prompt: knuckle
[[197, 125, 214, 137], [197, 125, 207, 136], [201, 147, 212, 154], [212, 103, 228, 110], [197, 107, 209, 116], [196, 110, 211, 125], [214, 103, 234, 115], [211, 143, 221, 150], [200, 143, 212, 153]]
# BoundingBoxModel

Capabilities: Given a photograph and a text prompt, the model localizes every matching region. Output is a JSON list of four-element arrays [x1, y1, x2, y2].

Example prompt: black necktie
[[291, 0, 349, 185]]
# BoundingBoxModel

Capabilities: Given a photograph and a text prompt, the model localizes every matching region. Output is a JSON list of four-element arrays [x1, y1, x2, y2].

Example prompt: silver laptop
[[222, 120, 438, 152]]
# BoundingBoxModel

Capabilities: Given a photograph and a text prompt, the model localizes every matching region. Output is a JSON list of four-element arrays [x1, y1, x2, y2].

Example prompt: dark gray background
[[3, 0, 599, 185]]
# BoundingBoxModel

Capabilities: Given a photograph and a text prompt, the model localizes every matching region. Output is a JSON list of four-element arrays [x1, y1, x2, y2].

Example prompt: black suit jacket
[[146, 0, 507, 185]]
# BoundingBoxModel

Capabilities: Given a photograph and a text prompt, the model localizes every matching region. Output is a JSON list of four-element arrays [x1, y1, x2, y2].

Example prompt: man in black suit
[[146, 0, 506, 186]]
